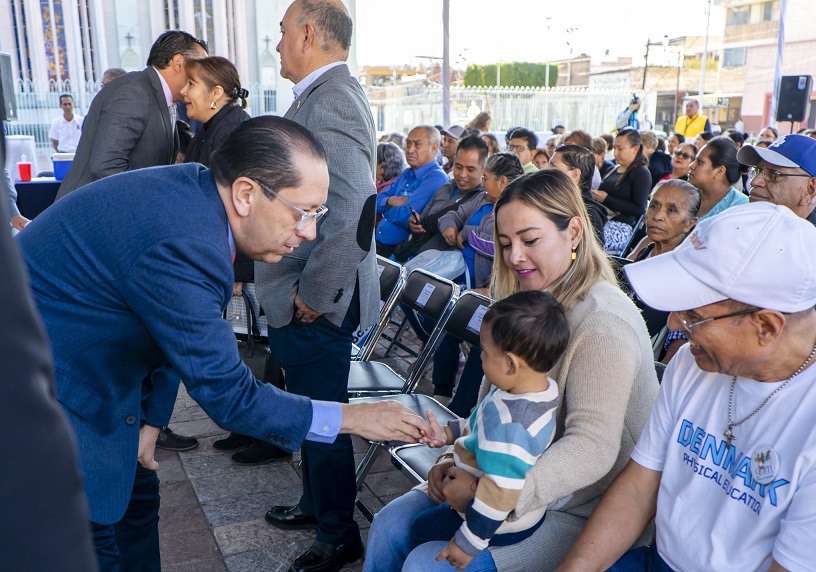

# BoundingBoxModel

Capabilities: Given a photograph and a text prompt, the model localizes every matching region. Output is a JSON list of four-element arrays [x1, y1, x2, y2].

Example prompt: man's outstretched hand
[[340, 400, 431, 443]]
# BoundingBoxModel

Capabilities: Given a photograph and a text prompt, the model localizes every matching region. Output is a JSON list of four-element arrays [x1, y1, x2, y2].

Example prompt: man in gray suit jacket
[[256, 1, 379, 571], [56, 31, 207, 199]]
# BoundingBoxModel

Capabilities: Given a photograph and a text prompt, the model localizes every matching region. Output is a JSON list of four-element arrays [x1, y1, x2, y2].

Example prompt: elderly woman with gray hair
[[376, 141, 407, 194], [627, 179, 700, 360]]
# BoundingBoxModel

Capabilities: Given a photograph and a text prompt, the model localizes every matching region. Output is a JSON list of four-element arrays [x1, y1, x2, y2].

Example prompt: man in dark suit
[[56, 30, 207, 199], [255, 2, 379, 571], [0, 127, 97, 572], [17, 117, 428, 571]]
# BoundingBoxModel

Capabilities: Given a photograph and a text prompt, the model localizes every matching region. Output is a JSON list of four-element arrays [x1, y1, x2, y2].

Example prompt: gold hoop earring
[[210, 100, 217, 110]]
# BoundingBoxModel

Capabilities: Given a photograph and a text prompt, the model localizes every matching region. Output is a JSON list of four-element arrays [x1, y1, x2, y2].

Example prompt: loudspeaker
[[776, 75, 813, 123], [0, 53, 17, 122]]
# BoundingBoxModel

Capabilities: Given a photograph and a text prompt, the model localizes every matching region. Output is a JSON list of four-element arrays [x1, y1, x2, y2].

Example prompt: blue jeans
[[364, 490, 497, 572], [608, 543, 674, 572]]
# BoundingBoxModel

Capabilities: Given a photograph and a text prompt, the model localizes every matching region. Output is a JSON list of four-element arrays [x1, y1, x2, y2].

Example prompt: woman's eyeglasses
[[673, 150, 695, 160]]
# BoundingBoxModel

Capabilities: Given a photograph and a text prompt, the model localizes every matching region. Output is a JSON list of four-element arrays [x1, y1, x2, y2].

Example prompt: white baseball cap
[[624, 202, 816, 313]]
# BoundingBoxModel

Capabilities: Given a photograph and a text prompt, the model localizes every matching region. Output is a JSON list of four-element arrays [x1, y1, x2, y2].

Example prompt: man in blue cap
[[738, 133, 816, 225]]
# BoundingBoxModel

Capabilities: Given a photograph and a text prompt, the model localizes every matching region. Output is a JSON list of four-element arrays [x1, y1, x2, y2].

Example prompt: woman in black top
[[592, 127, 651, 251], [180, 56, 250, 166]]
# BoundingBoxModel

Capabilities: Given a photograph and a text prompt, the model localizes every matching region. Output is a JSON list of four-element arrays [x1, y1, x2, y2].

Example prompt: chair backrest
[[354, 256, 407, 361], [608, 255, 635, 297], [654, 361, 667, 383], [378, 255, 403, 304], [400, 289, 490, 394], [441, 291, 491, 348], [400, 268, 457, 323], [621, 213, 647, 258]]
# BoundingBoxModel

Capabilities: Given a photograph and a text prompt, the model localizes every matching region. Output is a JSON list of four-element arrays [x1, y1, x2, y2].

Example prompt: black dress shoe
[[265, 505, 318, 530], [212, 432, 254, 452], [288, 538, 364, 572], [230, 441, 292, 465], [155, 427, 199, 451]]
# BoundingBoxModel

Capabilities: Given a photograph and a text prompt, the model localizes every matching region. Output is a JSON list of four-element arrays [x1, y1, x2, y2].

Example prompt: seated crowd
[[364, 118, 816, 571]]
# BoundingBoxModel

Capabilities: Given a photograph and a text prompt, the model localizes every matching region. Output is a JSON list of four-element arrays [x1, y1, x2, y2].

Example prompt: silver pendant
[[724, 427, 735, 448]]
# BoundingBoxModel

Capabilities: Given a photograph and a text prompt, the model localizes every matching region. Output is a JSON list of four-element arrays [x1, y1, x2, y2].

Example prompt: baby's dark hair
[[482, 290, 570, 373]]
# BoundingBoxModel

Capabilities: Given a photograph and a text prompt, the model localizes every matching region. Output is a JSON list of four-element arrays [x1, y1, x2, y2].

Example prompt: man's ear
[[752, 310, 786, 347], [800, 177, 816, 207], [172, 54, 185, 73], [302, 22, 317, 53], [231, 177, 255, 217]]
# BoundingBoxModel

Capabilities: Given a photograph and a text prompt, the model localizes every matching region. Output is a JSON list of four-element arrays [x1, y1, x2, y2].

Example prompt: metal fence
[[5, 79, 638, 169], [367, 85, 639, 136]]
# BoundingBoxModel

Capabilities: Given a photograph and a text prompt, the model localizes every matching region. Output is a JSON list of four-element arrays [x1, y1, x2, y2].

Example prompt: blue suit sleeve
[[125, 237, 314, 451], [141, 364, 181, 427], [704, 119, 712, 132]]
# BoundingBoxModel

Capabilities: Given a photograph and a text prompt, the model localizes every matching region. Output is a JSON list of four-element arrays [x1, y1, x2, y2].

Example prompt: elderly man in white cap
[[738, 133, 816, 225], [558, 203, 816, 572]]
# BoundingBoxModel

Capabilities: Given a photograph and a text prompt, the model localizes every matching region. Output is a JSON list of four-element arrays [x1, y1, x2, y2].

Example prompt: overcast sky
[[353, 0, 725, 68]]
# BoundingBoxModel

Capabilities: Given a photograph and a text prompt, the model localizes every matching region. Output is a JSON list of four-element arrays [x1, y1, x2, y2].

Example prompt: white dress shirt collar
[[292, 61, 346, 100]]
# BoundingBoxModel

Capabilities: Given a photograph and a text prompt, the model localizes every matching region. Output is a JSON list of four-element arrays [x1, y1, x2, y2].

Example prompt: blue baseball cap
[[738, 133, 816, 176]]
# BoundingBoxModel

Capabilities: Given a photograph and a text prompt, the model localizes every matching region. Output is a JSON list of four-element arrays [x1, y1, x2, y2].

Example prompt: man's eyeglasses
[[507, 144, 529, 152], [257, 181, 328, 230], [748, 166, 813, 184], [673, 150, 695, 160], [675, 306, 762, 335]]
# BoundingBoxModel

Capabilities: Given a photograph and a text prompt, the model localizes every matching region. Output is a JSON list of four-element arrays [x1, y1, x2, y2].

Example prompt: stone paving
[[157, 312, 434, 571]]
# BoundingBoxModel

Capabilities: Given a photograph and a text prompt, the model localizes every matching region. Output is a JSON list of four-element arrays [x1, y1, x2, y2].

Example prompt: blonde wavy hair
[[490, 169, 617, 308]]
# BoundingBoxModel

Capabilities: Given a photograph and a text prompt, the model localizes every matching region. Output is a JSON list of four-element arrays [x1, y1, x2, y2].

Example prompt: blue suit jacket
[[18, 164, 313, 524]]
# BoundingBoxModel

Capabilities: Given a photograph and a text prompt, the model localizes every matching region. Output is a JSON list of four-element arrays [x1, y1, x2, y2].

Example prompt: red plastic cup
[[18, 161, 32, 182]]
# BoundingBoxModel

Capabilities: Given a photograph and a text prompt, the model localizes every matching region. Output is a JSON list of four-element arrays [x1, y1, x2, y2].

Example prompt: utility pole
[[699, 0, 712, 97], [442, 0, 450, 127]]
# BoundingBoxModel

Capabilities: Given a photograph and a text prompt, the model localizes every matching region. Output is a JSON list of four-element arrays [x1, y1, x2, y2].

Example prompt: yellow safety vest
[[674, 114, 709, 138]]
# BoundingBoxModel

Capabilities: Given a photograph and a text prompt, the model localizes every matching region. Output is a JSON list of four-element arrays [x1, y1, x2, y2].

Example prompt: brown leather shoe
[[288, 538, 364, 572]]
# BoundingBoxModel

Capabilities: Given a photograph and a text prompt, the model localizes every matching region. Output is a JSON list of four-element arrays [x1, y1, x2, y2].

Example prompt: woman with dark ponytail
[[687, 136, 747, 222], [591, 127, 652, 251], [180, 56, 250, 166]]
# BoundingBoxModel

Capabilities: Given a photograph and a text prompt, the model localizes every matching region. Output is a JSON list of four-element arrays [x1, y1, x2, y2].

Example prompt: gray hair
[[411, 125, 441, 146], [298, 0, 352, 52], [651, 179, 701, 220], [685, 98, 700, 108], [377, 142, 408, 181]]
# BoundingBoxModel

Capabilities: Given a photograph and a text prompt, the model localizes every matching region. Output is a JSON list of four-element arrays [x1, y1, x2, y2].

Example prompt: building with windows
[[715, 0, 816, 133]]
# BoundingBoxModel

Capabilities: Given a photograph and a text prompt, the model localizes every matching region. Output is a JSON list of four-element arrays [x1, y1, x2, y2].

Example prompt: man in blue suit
[[17, 116, 428, 571]]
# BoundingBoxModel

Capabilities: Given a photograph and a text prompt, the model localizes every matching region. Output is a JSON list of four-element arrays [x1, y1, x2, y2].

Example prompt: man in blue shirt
[[376, 125, 449, 256]]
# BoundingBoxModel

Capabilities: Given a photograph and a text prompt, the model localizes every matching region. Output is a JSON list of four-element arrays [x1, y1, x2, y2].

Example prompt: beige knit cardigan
[[485, 280, 660, 571]]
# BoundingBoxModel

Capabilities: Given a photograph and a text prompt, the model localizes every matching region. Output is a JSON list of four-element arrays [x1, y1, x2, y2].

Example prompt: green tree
[[463, 62, 558, 88]]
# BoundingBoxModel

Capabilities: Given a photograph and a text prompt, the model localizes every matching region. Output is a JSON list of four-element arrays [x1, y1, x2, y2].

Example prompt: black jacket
[[186, 104, 250, 166], [648, 151, 673, 188]]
